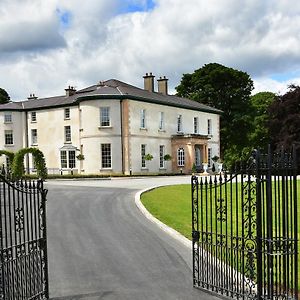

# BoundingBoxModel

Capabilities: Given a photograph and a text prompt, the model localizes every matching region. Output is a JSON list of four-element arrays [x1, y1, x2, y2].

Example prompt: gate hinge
[[192, 230, 200, 242]]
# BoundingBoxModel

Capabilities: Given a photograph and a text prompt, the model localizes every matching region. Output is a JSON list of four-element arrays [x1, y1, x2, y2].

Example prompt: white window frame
[[140, 109, 146, 129], [159, 145, 165, 168], [31, 111, 37, 122], [4, 130, 13, 145], [60, 150, 76, 169], [177, 114, 182, 133], [69, 151, 76, 169], [177, 148, 185, 167], [64, 108, 70, 120], [4, 112, 12, 123], [60, 151, 67, 168], [64, 126, 71, 143], [101, 143, 112, 169], [141, 144, 146, 168], [208, 119, 212, 135], [31, 129, 38, 145], [159, 112, 164, 130], [194, 117, 198, 134], [100, 107, 110, 127]]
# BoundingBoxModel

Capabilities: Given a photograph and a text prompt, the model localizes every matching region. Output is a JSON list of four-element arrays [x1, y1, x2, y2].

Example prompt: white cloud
[[0, 0, 65, 52], [0, 19, 65, 53], [253, 76, 300, 96], [1, 0, 300, 99]]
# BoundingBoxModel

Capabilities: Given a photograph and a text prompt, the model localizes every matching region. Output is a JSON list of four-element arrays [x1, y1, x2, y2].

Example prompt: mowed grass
[[141, 185, 193, 239], [141, 180, 300, 286]]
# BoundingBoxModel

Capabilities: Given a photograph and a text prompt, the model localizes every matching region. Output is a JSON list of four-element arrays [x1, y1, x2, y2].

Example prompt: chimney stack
[[143, 72, 155, 92], [65, 86, 76, 97], [157, 76, 168, 95], [27, 93, 38, 100]]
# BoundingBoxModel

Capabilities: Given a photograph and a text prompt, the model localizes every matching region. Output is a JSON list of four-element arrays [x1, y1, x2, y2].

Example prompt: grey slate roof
[[0, 79, 222, 114]]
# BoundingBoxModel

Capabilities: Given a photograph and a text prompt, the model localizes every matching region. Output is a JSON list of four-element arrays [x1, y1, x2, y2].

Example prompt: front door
[[195, 147, 201, 171]]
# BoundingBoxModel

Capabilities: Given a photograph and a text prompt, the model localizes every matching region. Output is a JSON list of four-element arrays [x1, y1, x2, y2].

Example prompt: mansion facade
[[0, 73, 221, 175]]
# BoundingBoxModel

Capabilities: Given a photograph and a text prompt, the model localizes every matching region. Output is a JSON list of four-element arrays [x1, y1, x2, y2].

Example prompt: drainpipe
[[120, 100, 125, 174], [24, 111, 30, 173]]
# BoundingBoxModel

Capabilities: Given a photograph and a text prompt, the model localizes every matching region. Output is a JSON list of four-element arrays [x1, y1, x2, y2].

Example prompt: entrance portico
[[171, 134, 210, 174]]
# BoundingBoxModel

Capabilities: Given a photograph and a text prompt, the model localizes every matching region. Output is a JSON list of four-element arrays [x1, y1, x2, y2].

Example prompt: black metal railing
[[192, 147, 298, 299], [0, 174, 49, 300]]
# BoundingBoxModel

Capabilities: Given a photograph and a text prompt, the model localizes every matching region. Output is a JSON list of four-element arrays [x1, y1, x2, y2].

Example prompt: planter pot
[[218, 163, 223, 173], [203, 163, 208, 174]]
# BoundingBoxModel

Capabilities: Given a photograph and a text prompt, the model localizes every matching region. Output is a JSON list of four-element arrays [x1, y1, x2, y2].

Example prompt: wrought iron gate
[[192, 147, 298, 299], [0, 175, 49, 300]]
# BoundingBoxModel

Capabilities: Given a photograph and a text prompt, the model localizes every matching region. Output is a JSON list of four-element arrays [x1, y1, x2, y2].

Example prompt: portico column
[[203, 145, 208, 163]]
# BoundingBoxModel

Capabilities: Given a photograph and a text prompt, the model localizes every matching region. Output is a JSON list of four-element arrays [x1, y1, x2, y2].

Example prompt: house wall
[[26, 105, 80, 173], [0, 98, 220, 175], [0, 110, 25, 166], [79, 99, 123, 174], [127, 100, 220, 174]]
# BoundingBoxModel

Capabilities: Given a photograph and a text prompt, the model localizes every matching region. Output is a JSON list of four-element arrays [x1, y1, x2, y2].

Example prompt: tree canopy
[[0, 88, 10, 104], [268, 85, 300, 157], [248, 92, 275, 151], [176, 63, 254, 166]]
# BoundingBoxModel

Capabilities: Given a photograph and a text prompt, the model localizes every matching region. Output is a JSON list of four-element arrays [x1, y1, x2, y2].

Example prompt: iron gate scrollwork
[[0, 173, 49, 300], [192, 147, 298, 299]]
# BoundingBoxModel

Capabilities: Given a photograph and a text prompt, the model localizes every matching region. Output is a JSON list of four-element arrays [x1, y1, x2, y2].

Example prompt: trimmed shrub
[[12, 147, 47, 179]]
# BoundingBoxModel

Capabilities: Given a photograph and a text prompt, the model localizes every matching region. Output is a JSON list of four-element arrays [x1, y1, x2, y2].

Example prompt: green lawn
[[141, 180, 300, 286]]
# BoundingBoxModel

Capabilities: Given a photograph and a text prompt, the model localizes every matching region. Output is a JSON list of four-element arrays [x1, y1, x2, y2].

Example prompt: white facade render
[[0, 74, 222, 175]]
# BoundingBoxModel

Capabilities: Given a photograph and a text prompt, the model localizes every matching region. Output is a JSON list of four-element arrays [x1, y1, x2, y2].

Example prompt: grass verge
[[141, 181, 300, 287]]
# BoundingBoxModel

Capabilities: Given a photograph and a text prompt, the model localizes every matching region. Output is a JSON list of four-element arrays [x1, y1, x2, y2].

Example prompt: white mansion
[[0, 73, 221, 175]]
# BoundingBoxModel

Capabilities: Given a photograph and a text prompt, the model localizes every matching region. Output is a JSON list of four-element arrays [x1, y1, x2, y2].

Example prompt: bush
[[12, 148, 47, 179]]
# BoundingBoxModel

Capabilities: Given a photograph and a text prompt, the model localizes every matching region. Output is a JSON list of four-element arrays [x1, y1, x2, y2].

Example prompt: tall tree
[[0, 88, 10, 104], [176, 63, 254, 166], [268, 85, 300, 166], [249, 92, 275, 151]]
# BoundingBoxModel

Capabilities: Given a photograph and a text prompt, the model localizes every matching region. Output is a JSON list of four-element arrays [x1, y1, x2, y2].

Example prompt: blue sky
[[57, 9, 72, 28], [1, 0, 300, 100], [271, 71, 300, 82], [120, 0, 155, 13], [57, 1, 156, 28]]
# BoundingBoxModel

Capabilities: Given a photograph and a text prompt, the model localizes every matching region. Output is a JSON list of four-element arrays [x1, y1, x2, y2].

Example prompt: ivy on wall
[[2, 147, 48, 179]]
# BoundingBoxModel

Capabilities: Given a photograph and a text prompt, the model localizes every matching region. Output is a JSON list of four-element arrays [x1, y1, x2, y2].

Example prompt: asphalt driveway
[[45, 177, 218, 300]]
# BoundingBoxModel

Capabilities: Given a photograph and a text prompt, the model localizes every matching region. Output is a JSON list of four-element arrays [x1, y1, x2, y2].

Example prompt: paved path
[[45, 177, 218, 300]]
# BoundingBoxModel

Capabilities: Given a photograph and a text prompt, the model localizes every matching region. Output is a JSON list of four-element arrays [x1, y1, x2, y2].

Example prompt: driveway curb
[[135, 186, 192, 249]]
